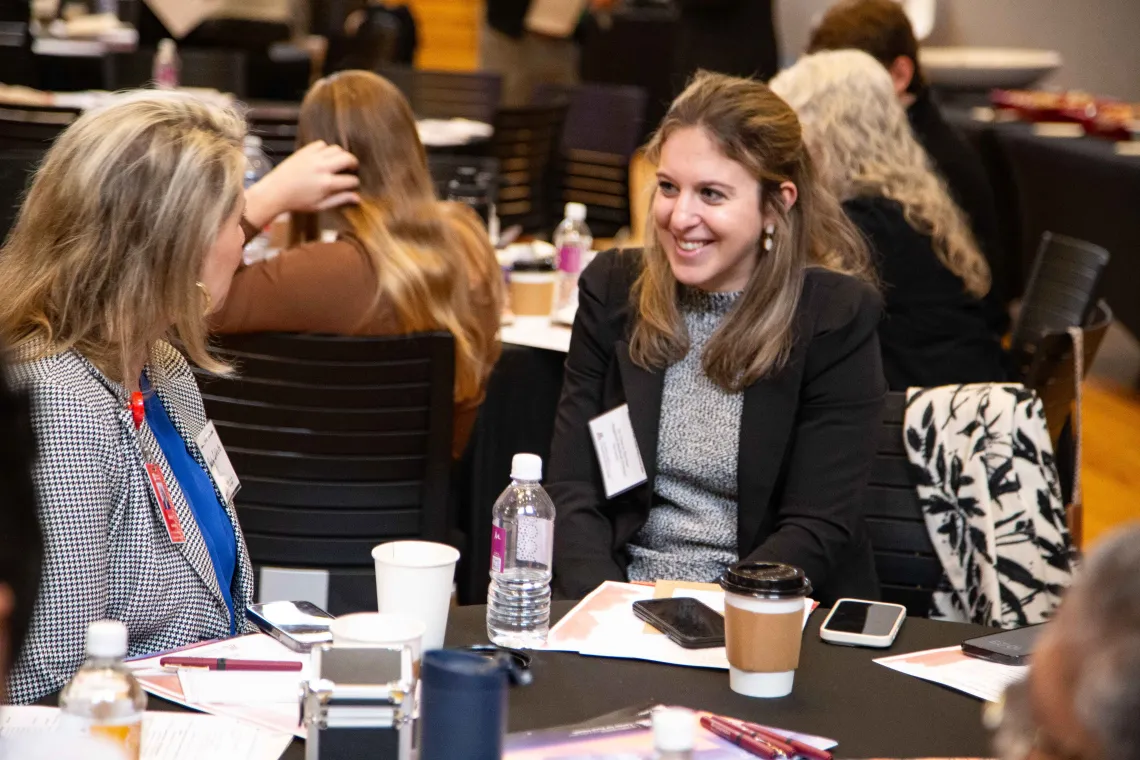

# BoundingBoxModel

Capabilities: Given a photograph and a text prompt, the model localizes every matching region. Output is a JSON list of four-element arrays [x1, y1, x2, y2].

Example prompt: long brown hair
[[632, 71, 874, 392], [292, 70, 501, 402], [0, 91, 246, 384]]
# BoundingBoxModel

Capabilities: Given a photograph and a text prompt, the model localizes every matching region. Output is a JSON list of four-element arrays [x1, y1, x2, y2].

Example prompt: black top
[[485, 0, 532, 38], [674, 0, 778, 87], [844, 195, 1008, 391], [908, 89, 1009, 330], [547, 249, 885, 604]]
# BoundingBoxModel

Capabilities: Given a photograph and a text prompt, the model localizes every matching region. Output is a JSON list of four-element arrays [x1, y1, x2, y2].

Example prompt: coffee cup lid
[[719, 562, 812, 599]]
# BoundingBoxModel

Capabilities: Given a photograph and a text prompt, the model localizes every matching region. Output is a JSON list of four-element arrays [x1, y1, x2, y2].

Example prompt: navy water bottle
[[419, 650, 517, 760]]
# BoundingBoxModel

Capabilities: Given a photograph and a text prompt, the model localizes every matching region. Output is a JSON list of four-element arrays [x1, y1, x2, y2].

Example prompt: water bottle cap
[[510, 453, 542, 481], [564, 202, 587, 222], [158, 38, 176, 53], [87, 620, 128, 659], [652, 706, 696, 751], [243, 135, 263, 150]]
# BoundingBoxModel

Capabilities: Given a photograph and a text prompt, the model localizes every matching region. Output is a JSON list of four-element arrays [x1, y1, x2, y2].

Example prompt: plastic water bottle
[[59, 620, 147, 760], [242, 136, 275, 265], [552, 202, 592, 311], [487, 453, 555, 648], [152, 39, 179, 90]]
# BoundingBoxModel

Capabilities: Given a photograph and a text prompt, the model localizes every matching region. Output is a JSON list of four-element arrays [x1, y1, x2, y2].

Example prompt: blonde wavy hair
[[292, 70, 502, 403], [633, 71, 875, 392], [0, 91, 247, 383], [770, 49, 991, 297]]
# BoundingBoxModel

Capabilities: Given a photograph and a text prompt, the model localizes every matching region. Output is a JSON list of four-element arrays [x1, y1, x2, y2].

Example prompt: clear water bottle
[[487, 453, 555, 648], [59, 620, 147, 760], [242, 136, 275, 265], [552, 202, 592, 311], [152, 39, 179, 90]]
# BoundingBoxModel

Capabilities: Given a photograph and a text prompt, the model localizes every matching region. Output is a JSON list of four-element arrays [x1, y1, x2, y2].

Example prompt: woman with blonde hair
[[0, 91, 357, 704], [212, 70, 503, 459], [547, 71, 886, 603], [771, 49, 1007, 390]]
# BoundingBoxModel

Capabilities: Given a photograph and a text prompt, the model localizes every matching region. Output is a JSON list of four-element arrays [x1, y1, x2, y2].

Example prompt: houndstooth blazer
[[6, 341, 255, 704]]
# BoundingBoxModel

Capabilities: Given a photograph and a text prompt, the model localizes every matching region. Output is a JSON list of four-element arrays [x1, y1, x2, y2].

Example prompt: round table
[[131, 602, 996, 759]]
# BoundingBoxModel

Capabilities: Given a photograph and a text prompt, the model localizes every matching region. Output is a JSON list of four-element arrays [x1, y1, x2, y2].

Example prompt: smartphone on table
[[819, 599, 907, 648], [961, 623, 1047, 665], [247, 600, 336, 653], [632, 597, 726, 649]]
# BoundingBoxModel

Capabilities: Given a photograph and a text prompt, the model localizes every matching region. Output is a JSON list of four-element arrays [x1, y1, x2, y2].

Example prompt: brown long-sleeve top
[[213, 202, 503, 459]]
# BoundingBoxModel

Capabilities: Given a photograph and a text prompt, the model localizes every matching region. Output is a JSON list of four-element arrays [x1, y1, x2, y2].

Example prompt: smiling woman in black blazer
[[547, 72, 887, 604]]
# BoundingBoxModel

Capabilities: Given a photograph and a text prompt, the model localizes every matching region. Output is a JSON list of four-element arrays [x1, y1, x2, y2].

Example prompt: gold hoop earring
[[196, 281, 213, 317]]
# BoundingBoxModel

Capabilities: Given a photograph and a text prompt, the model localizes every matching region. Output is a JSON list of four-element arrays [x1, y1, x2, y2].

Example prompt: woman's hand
[[243, 141, 362, 229]]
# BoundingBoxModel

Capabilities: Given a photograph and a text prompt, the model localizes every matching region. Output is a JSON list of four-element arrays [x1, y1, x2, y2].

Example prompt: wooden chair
[[380, 66, 502, 124], [103, 48, 249, 97], [0, 104, 78, 149], [489, 100, 568, 234], [0, 148, 43, 241], [246, 103, 301, 167], [197, 332, 455, 615]]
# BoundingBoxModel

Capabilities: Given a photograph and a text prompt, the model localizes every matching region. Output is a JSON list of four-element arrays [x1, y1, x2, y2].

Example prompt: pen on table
[[159, 657, 303, 672], [700, 715, 785, 760], [725, 720, 797, 757], [741, 721, 834, 760]]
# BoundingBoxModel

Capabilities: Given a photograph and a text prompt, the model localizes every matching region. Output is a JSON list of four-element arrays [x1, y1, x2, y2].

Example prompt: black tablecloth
[[947, 111, 1140, 338], [128, 602, 994, 760]]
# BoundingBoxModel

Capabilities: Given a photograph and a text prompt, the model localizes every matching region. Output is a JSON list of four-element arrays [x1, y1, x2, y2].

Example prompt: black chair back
[[534, 82, 648, 238], [490, 101, 568, 234], [427, 154, 500, 207], [246, 103, 301, 166], [198, 332, 455, 614], [0, 104, 78, 149], [1010, 232, 1110, 375], [865, 392, 941, 617], [0, 148, 43, 242], [380, 66, 502, 124], [104, 48, 249, 97]]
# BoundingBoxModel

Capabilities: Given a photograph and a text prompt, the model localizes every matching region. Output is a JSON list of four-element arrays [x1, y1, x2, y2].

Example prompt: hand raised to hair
[[244, 140, 362, 228]]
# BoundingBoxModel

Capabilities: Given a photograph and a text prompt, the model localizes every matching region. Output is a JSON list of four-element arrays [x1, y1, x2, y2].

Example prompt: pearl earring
[[762, 224, 775, 252]]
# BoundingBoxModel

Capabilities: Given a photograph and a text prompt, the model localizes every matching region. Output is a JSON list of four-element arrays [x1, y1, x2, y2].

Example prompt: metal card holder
[[303, 644, 415, 760]]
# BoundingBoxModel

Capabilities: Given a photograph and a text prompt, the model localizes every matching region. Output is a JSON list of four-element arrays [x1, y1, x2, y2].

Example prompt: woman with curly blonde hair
[[771, 49, 1007, 390]]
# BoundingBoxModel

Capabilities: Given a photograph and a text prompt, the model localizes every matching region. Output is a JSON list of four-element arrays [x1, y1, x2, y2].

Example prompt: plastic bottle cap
[[87, 620, 128, 659], [244, 135, 263, 149], [564, 202, 587, 222], [510, 453, 543, 481], [652, 706, 696, 751], [158, 38, 175, 53]]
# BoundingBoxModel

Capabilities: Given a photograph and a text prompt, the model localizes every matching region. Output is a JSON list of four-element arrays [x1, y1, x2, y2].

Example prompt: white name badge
[[588, 404, 648, 499], [195, 420, 241, 505]]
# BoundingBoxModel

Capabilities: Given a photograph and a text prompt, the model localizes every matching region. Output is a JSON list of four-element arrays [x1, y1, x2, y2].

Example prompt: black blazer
[[547, 249, 886, 604], [844, 196, 1008, 392]]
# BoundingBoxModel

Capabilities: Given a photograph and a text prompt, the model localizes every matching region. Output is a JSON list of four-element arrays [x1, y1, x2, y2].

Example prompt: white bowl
[[919, 47, 1062, 90]]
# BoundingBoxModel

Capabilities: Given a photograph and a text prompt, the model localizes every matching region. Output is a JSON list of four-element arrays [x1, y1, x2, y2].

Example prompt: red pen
[[741, 721, 834, 760], [725, 720, 797, 757], [159, 657, 302, 672], [701, 715, 785, 760]]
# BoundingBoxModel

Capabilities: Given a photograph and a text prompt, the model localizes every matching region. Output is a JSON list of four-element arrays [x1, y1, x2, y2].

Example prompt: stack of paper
[[875, 645, 1028, 702], [0, 705, 292, 760]]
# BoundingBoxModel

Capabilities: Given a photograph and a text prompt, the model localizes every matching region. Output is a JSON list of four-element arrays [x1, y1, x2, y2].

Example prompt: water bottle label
[[516, 516, 553, 566], [490, 525, 507, 573], [559, 245, 582, 274]]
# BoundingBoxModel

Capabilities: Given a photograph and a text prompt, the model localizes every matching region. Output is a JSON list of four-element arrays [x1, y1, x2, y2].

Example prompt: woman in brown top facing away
[[213, 70, 504, 458]]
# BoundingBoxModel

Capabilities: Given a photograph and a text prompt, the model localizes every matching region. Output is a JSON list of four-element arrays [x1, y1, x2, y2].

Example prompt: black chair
[[1010, 232, 1110, 377], [489, 100, 568, 234], [103, 48, 249, 97], [426, 154, 499, 207], [864, 392, 942, 617], [246, 103, 301, 167], [0, 148, 43, 242], [534, 82, 648, 238], [0, 104, 79, 149], [380, 66, 502, 124], [197, 332, 455, 615]]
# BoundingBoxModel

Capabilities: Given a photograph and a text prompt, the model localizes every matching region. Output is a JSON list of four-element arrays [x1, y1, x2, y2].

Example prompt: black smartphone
[[961, 623, 1048, 665], [631, 597, 725, 649], [247, 600, 336, 653]]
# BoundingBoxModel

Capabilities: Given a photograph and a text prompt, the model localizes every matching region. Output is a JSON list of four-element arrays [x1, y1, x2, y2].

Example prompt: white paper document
[[544, 581, 815, 670], [875, 644, 1028, 702], [0, 705, 292, 760]]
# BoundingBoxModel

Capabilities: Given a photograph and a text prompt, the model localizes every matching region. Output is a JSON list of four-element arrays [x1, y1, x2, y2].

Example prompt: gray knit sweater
[[626, 288, 743, 583]]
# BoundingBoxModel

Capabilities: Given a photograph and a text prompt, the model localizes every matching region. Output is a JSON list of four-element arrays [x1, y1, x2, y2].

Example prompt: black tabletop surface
[[130, 602, 997, 759]]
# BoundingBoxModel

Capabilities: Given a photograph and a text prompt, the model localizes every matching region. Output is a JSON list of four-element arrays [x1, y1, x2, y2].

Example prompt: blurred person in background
[[808, 0, 1008, 332], [772, 50, 1006, 391], [481, 0, 616, 106], [674, 0, 779, 89], [992, 522, 1140, 760], [214, 71, 503, 460]]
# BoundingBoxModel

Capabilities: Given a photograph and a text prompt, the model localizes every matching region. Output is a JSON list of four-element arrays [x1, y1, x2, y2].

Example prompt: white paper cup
[[330, 612, 426, 664], [724, 594, 804, 698], [372, 541, 460, 652]]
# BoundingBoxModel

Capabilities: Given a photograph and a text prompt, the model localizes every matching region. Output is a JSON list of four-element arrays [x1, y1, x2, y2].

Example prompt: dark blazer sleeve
[[744, 275, 886, 593], [547, 252, 628, 598]]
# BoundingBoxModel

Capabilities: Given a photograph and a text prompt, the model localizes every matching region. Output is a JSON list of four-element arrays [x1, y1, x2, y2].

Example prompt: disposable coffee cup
[[330, 612, 426, 669], [372, 541, 460, 652], [719, 562, 812, 698], [509, 270, 558, 317]]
